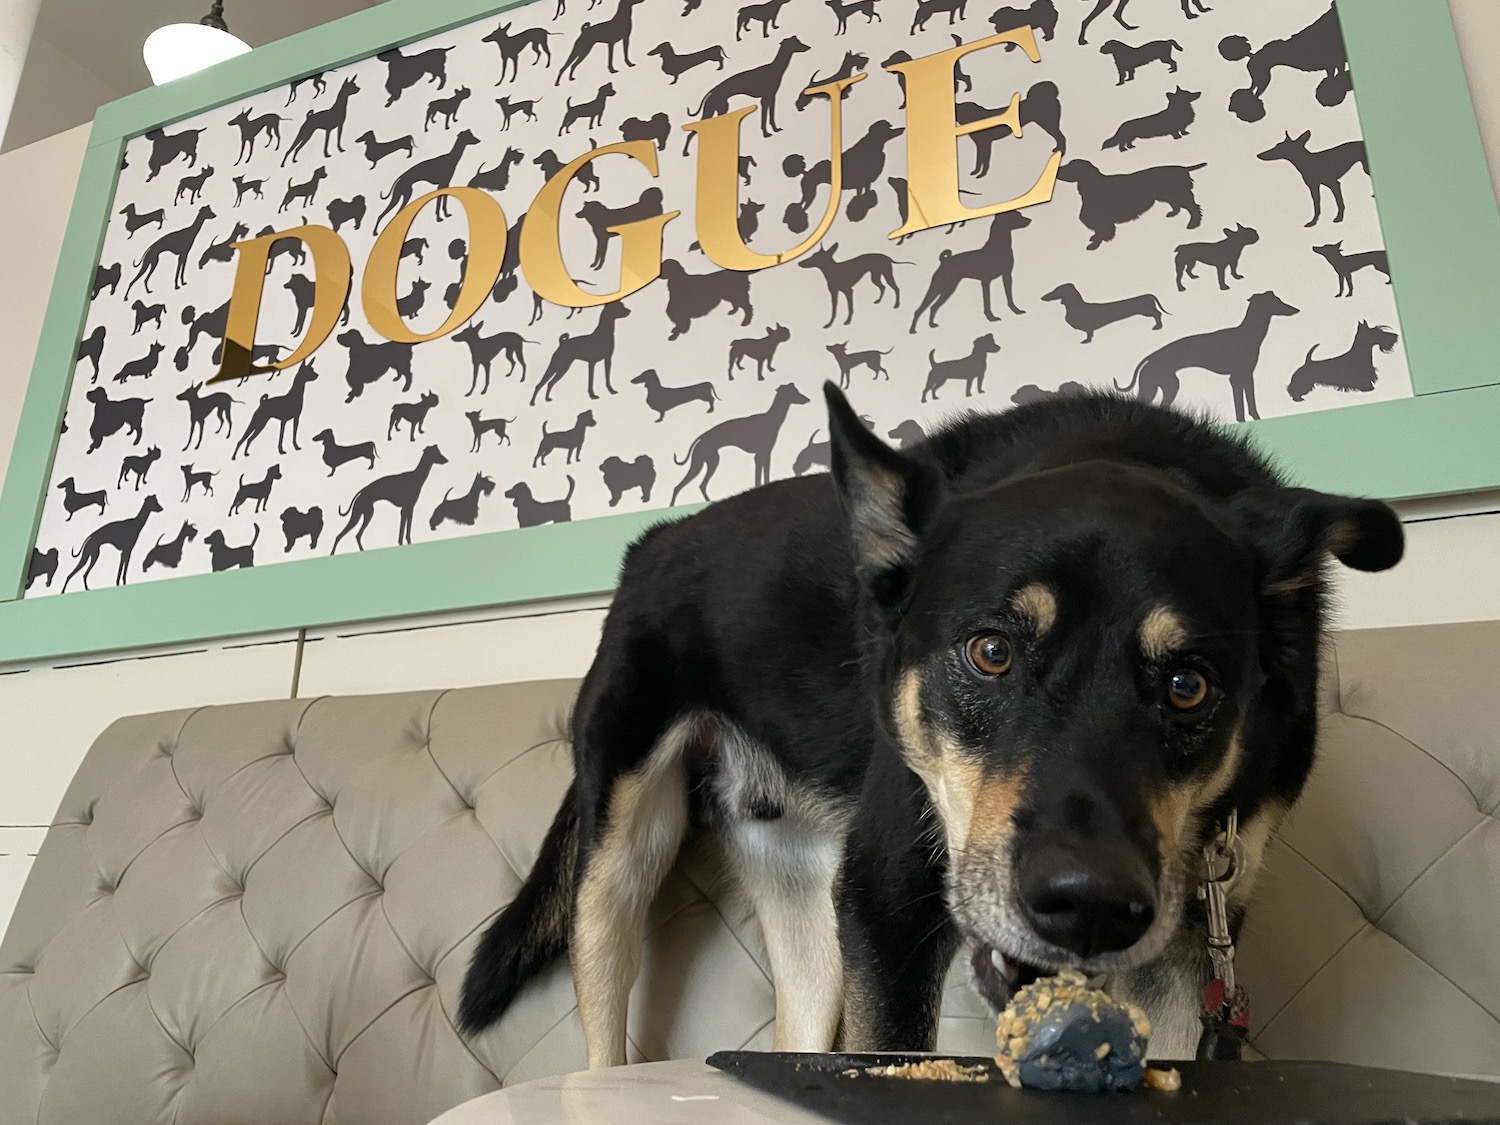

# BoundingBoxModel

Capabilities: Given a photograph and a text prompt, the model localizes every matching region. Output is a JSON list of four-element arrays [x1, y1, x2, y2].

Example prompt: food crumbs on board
[[863, 1059, 991, 1082]]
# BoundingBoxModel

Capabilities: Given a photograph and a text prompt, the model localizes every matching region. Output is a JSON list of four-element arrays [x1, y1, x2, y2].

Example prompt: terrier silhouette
[[430, 474, 496, 530], [922, 334, 1001, 401], [143, 521, 197, 571], [1287, 321, 1398, 403]]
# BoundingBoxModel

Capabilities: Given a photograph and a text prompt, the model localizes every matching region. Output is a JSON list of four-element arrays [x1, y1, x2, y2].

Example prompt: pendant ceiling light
[[143, 1, 251, 86]]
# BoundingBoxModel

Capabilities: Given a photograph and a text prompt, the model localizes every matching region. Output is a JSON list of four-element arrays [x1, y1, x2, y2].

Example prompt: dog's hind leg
[[572, 717, 692, 1067]]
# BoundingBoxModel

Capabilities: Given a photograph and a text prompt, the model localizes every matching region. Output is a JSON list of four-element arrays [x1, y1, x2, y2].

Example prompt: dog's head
[[824, 384, 1402, 1011], [1099, 39, 1126, 56]]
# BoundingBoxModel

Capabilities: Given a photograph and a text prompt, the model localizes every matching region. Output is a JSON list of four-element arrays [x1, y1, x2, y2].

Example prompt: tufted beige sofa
[[1, 621, 1497, 1123]]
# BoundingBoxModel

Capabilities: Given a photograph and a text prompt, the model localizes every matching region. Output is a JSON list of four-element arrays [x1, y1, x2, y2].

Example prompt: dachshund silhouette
[[198, 221, 249, 267], [1041, 283, 1166, 343], [143, 522, 197, 571], [355, 131, 416, 168], [466, 411, 515, 451], [233, 363, 318, 458], [531, 303, 632, 403], [119, 204, 165, 237], [600, 456, 655, 506], [826, 342, 891, 387], [64, 494, 162, 591], [1119, 291, 1298, 421], [1220, 6, 1347, 123], [229, 107, 284, 163], [180, 464, 216, 501], [1287, 321, 1399, 403], [496, 96, 541, 129], [312, 428, 378, 476], [738, 0, 792, 39], [782, 119, 902, 233], [1102, 87, 1199, 150], [92, 262, 121, 298], [332, 445, 448, 552], [1257, 132, 1368, 227], [118, 446, 160, 490], [77, 325, 106, 382], [56, 477, 107, 520], [647, 41, 727, 84], [909, 211, 1030, 332], [431, 475, 495, 531], [175, 165, 214, 204], [204, 525, 259, 571], [910, 0, 967, 34], [1100, 39, 1181, 83], [483, 22, 553, 82], [632, 369, 718, 421], [377, 46, 453, 107], [684, 36, 809, 152], [375, 130, 480, 229], [1056, 160, 1203, 250], [143, 127, 203, 180], [659, 260, 754, 340], [467, 148, 524, 191], [535, 410, 597, 466], [231, 175, 264, 205], [230, 465, 282, 515], [453, 321, 537, 393], [27, 547, 59, 590], [281, 507, 324, 552], [85, 387, 149, 452], [126, 206, 215, 295], [577, 189, 664, 269], [426, 87, 471, 130], [327, 195, 367, 232], [620, 112, 672, 152], [113, 342, 163, 383], [670, 382, 809, 503], [1175, 225, 1259, 291], [282, 77, 360, 163], [727, 324, 790, 381], [339, 330, 416, 401], [176, 382, 239, 451], [504, 477, 575, 528], [922, 334, 1001, 401], [560, 84, 616, 132], [798, 244, 906, 328], [389, 391, 440, 441], [1313, 241, 1391, 297], [558, 0, 646, 81]]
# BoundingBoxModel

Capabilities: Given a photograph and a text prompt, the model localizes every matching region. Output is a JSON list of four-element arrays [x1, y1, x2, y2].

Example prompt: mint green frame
[[0, 0, 1495, 664]]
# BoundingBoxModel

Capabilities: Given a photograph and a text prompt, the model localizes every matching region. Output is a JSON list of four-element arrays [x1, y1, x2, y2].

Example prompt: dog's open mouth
[[969, 942, 1049, 1012]]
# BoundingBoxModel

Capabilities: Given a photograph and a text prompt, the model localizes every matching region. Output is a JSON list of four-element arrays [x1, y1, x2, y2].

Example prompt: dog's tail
[[1152, 295, 1171, 316], [1303, 344, 1319, 364], [458, 783, 579, 1033], [1116, 353, 1149, 394], [250, 524, 261, 549], [673, 435, 703, 466], [564, 475, 576, 502]]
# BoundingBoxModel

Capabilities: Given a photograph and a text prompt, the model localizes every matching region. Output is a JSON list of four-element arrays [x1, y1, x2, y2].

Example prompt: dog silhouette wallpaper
[[27, 0, 1412, 596]]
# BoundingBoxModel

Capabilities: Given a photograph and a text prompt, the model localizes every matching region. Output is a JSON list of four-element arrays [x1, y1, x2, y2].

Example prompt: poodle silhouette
[[1221, 6, 1348, 123]]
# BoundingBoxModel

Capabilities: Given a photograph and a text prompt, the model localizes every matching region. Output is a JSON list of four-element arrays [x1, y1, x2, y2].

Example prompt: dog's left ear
[[825, 382, 943, 605], [1231, 486, 1404, 594]]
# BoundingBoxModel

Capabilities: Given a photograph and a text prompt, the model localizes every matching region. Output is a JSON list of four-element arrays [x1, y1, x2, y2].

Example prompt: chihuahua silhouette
[[798, 244, 906, 328], [180, 464, 216, 501], [496, 95, 541, 129], [1221, 6, 1348, 123], [332, 445, 449, 552], [466, 411, 515, 451], [1040, 283, 1166, 343], [231, 175, 265, 206], [826, 342, 892, 387], [909, 211, 1030, 332], [670, 382, 809, 503], [1119, 291, 1298, 421], [1056, 159, 1203, 251], [1313, 241, 1391, 297], [377, 46, 453, 107], [63, 494, 162, 591], [1287, 321, 1399, 403], [1257, 131, 1368, 227], [483, 21, 553, 82]]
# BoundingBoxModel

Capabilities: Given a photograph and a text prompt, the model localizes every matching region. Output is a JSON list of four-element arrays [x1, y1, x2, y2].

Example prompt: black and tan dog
[[459, 386, 1402, 1066]]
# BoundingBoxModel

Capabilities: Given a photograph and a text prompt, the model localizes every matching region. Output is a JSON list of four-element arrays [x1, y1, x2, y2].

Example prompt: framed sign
[[0, 0, 1496, 663]]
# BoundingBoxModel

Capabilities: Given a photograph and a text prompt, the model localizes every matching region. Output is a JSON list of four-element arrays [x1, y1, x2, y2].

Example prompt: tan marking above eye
[[1010, 583, 1058, 635], [1139, 604, 1188, 660]]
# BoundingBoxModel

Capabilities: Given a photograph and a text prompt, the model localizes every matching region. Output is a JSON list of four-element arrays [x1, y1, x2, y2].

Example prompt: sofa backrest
[[2, 623, 1496, 1123]]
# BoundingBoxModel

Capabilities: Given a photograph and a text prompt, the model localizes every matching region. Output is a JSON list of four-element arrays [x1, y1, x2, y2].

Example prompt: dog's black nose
[[1018, 844, 1156, 959]]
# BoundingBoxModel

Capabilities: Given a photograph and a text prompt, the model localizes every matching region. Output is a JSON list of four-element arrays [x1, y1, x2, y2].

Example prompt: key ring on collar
[[1203, 810, 1246, 890]]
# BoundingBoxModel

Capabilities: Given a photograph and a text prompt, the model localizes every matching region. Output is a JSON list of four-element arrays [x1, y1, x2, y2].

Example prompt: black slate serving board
[[706, 1051, 1500, 1125]]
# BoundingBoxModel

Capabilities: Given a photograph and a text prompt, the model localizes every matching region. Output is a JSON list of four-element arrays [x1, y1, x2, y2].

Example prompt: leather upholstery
[[2, 623, 1496, 1123]]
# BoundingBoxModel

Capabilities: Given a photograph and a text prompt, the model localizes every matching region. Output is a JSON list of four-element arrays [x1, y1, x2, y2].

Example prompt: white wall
[[1, 3, 1500, 936]]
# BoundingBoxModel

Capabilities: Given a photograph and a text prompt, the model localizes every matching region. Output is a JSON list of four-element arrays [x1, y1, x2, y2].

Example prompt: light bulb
[[143, 21, 251, 85]]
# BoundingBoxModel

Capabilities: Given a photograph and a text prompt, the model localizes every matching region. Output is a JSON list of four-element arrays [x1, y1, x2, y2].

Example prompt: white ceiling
[[3, 0, 382, 152]]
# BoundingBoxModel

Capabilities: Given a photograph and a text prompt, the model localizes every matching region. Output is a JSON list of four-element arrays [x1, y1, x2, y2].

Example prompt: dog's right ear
[[825, 382, 942, 606]]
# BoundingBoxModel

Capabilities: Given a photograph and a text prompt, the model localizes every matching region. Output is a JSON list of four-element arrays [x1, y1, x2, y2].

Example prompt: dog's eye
[[1166, 670, 1209, 711], [965, 634, 1013, 677]]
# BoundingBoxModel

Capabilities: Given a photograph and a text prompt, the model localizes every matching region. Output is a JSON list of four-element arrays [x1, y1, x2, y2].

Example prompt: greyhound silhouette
[[332, 445, 449, 552], [670, 383, 809, 503], [684, 36, 809, 153], [63, 494, 162, 591]]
